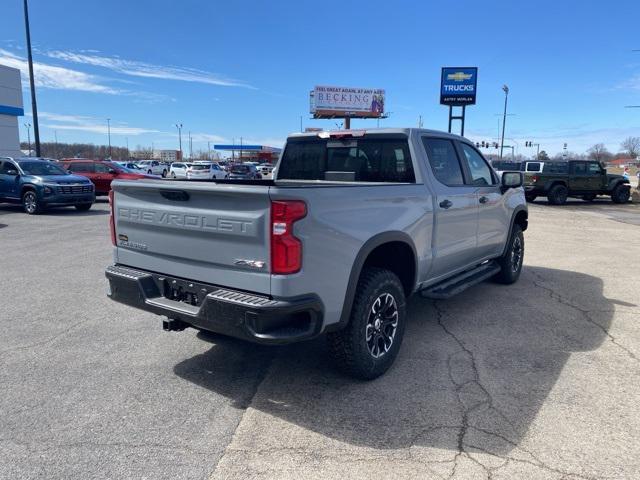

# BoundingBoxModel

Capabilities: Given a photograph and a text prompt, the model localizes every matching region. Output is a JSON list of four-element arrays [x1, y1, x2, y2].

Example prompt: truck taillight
[[271, 200, 306, 274], [108, 189, 116, 246], [532, 175, 539, 183]]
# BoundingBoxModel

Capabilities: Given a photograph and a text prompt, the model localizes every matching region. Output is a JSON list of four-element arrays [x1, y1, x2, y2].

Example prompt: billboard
[[440, 67, 478, 106], [311, 85, 385, 118]]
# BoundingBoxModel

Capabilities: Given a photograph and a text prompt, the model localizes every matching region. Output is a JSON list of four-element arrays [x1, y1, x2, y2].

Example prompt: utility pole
[[418, 115, 423, 128], [207, 141, 211, 160], [24, 123, 31, 156], [188, 131, 192, 159], [54, 130, 58, 159], [107, 118, 112, 158], [500, 85, 509, 159], [23, 0, 41, 157], [175, 123, 183, 159]]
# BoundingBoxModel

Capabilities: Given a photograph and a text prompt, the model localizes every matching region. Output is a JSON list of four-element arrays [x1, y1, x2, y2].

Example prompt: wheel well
[[514, 210, 528, 232], [361, 241, 416, 296], [21, 185, 36, 196], [548, 181, 567, 190]]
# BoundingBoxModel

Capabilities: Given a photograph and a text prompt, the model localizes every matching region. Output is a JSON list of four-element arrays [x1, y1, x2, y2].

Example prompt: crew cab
[[523, 160, 630, 204], [0, 157, 95, 214], [105, 128, 527, 379]]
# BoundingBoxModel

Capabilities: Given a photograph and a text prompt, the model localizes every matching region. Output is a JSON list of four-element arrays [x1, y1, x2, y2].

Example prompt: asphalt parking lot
[[1, 197, 639, 480]]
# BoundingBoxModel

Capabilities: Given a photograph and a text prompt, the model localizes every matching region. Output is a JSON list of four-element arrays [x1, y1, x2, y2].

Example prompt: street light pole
[[500, 85, 509, 159], [107, 118, 112, 158], [23, 0, 41, 157], [24, 123, 31, 156], [175, 123, 183, 159], [188, 131, 192, 159]]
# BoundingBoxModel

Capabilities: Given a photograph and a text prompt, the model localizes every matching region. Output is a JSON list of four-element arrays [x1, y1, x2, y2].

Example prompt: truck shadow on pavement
[[174, 266, 614, 455]]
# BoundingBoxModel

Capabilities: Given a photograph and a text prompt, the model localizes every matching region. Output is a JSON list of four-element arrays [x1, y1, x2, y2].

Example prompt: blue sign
[[0, 104, 24, 116], [440, 67, 478, 106]]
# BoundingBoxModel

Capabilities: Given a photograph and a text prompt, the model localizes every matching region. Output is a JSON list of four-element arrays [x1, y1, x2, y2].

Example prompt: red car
[[60, 159, 156, 195]]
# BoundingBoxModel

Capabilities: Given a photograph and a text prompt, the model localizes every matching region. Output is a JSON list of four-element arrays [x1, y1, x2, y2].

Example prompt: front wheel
[[22, 190, 43, 215], [611, 184, 630, 204], [327, 267, 407, 380], [171, 172, 176, 179], [162, 169, 168, 178], [75, 203, 92, 211], [494, 224, 524, 284]]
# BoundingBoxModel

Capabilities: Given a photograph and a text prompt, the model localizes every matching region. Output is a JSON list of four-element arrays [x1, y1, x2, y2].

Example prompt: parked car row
[[0, 155, 276, 214]]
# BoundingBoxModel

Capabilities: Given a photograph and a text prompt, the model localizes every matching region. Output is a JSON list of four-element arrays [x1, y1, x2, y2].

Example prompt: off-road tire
[[611, 184, 630, 204], [494, 224, 524, 284], [547, 184, 568, 205], [327, 267, 407, 380]]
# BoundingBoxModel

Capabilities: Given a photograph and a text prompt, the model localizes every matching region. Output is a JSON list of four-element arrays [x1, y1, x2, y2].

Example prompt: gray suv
[[105, 128, 527, 379]]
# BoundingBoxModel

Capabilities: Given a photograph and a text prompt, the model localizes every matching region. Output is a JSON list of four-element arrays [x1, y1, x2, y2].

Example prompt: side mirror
[[6, 169, 19, 176], [108, 169, 117, 175], [501, 171, 523, 193]]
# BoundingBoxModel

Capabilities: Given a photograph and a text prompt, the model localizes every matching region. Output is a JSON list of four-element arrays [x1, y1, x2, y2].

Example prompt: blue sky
[[2, 0, 640, 156]]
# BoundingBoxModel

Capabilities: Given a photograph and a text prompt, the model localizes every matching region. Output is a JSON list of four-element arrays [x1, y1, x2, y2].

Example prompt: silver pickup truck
[[106, 128, 527, 379]]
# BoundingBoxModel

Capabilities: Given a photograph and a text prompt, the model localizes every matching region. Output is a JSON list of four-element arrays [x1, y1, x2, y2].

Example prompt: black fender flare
[[501, 206, 528, 257], [608, 179, 629, 192], [544, 180, 567, 192], [326, 231, 418, 332]]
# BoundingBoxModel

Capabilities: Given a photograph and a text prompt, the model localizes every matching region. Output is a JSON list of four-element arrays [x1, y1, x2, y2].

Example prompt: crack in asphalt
[[0, 318, 92, 357], [433, 300, 600, 480], [529, 270, 639, 364]]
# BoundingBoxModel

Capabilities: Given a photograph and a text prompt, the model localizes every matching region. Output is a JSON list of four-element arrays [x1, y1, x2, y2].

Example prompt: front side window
[[278, 137, 415, 183], [460, 143, 495, 186], [423, 138, 464, 186], [0, 161, 18, 174], [588, 162, 602, 174]]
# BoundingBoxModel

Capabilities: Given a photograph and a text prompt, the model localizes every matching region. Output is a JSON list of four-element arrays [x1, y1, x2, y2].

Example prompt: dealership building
[[0, 64, 24, 158]]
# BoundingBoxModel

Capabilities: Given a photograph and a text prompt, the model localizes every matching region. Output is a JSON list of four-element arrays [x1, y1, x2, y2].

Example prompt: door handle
[[479, 196, 488, 204], [439, 199, 453, 209]]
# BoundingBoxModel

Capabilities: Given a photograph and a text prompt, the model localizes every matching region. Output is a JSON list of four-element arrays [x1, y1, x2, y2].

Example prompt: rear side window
[[278, 138, 415, 183], [571, 162, 587, 175], [423, 138, 464, 186], [0, 161, 17, 174], [525, 162, 542, 172], [542, 163, 568, 174], [68, 162, 95, 173]]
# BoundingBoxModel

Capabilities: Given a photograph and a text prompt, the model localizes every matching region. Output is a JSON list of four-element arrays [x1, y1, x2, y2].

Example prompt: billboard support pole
[[344, 117, 350, 129], [447, 105, 466, 137]]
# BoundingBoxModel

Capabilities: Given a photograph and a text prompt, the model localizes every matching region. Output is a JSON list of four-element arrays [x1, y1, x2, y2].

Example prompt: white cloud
[[45, 50, 255, 89], [616, 73, 640, 92], [0, 48, 122, 94], [31, 111, 159, 136]]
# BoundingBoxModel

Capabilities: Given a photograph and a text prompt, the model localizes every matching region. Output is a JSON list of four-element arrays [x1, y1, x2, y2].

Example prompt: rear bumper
[[105, 264, 324, 345]]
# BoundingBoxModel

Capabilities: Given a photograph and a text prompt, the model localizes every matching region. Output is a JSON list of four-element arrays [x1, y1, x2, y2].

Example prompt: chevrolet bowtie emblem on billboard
[[447, 72, 473, 82]]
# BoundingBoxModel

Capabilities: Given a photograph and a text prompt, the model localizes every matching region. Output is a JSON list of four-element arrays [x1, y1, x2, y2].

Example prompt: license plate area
[[161, 277, 210, 307]]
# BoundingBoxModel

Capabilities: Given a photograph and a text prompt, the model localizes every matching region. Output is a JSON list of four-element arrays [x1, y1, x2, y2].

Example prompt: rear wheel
[[547, 184, 568, 205], [494, 224, 524, 284], [22, 190, 43, 215], [327, 267, 407, 380], [582, 194, 596, 202], [75, 203, 92, 211], [611, 184, 630, 204], [162, 169, 168, 178], [171, 172, 176, 179], [147, 169, 153, 175]]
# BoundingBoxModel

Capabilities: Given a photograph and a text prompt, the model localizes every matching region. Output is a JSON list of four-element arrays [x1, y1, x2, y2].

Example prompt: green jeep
[[523, 160, 630, 205]]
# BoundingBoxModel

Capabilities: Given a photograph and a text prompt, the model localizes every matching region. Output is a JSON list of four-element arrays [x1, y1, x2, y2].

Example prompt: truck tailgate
[[111, 180, 272, 294]]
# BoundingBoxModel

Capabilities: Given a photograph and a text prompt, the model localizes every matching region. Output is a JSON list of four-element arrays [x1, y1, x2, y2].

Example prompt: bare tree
[[621, 136, 640, 159], [587, 143, 610, 162]]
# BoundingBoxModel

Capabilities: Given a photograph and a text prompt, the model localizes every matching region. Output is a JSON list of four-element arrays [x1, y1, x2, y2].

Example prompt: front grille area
[[56, 184, 93, 194]]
